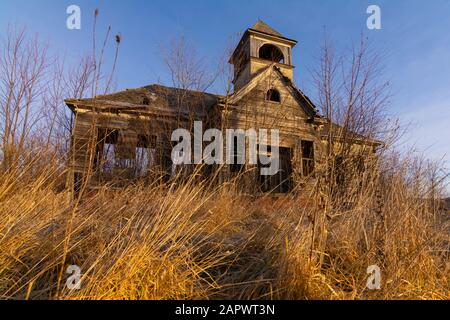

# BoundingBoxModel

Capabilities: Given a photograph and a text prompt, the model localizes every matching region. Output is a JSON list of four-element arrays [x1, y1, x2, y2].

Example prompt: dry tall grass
[[0, 148, 448, 300], [0, 13, 448, 301]]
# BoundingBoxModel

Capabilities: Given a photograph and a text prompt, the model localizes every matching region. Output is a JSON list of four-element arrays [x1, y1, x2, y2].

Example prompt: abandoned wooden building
[[65, 20, 380, 194]]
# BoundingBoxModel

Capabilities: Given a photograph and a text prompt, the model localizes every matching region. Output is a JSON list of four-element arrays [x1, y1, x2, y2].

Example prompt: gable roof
[[65, 84, 219, 117], [226, 63, 318, 118]]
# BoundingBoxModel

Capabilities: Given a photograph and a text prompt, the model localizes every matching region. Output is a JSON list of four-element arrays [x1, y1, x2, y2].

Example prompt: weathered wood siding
[[69, 107, 199, 187], [222, 68, 325, 190]]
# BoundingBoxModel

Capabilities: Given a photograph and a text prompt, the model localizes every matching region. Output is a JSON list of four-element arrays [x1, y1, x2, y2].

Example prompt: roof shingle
[[250, 20, 284, 37]]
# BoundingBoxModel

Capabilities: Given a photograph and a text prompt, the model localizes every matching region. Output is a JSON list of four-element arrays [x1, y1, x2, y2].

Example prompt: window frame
[[300, 140, 315, 177], [266, 88, 281, 103], [258, 44, 285, 64]]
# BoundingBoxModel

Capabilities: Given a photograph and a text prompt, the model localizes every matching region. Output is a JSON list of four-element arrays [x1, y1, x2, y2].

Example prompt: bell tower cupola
[[229, 20, 297, 91]]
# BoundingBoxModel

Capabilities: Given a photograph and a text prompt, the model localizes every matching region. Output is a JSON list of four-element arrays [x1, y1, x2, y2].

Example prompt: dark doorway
[[258, 146, 293, 193]]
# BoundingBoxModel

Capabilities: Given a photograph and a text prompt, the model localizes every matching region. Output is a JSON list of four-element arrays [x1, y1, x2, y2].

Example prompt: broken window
[[266, 89, 281, 102], [301, 140, 314, 176], [94, 129, 119, 174], [171, 150, 185, 177], [95, 130, 160, 179], [259, 44, 285, 63], [135, 134, 157, 177], [115, 135, 136, 171]]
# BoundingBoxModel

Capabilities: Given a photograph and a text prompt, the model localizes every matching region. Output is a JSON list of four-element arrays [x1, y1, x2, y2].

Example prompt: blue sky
[[1, 0, 449, 185]]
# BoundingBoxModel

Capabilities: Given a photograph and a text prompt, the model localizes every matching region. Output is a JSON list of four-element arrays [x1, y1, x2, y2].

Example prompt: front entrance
[[258, 146, 293, 193]]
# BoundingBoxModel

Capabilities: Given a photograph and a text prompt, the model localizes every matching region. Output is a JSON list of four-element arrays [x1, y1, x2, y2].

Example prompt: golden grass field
[[1, 11, 447, 301], [0, 150, 448, 300]]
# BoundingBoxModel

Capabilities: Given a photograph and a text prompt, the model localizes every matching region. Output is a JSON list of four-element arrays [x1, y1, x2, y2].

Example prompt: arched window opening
[[259, 44, 285, 64], [266, 89, 281, 102]]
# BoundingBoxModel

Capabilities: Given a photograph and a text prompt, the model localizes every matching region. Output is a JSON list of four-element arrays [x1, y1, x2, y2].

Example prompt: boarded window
[[301, 140, 314, 176]]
